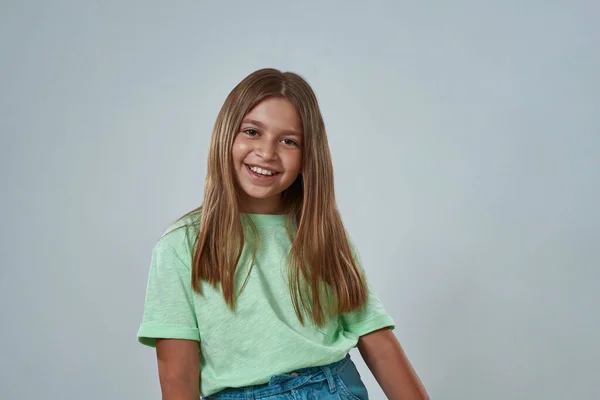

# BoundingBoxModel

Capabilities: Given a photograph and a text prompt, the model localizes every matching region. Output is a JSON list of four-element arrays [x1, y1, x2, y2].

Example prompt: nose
[[255, 140, 277, 160]]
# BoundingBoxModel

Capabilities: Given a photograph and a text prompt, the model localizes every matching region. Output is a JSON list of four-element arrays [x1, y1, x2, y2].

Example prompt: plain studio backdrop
[[1, 1, 598, 399]]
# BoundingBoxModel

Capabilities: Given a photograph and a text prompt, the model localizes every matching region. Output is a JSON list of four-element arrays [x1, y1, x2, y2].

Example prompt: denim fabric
[[204, 353, 369, 399]]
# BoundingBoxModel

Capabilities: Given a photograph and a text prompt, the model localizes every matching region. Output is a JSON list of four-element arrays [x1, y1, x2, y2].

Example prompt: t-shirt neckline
[[242, 213, 287, 227]]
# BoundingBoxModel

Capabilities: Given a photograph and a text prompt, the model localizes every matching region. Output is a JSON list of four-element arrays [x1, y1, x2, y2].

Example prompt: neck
[[238, 194, 285, 214]]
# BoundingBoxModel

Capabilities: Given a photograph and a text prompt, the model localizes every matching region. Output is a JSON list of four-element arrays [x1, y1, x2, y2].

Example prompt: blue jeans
[[204, 353, 369, 399]]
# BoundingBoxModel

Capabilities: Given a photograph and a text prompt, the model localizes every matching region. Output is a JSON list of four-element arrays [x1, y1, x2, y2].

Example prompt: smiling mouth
[[245, 164, 280, 178]]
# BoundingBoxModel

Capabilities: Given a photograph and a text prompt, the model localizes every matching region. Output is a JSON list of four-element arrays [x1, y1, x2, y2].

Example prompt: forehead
[[243, 97, 302, 135]]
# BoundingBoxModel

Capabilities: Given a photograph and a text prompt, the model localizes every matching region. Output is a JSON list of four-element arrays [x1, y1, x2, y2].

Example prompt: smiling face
[[232, 96, 303, 214]]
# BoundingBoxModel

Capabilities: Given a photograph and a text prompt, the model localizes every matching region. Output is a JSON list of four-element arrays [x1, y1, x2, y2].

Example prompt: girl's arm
[[358, 328, 430, 400], [156, 339, 200, 400]]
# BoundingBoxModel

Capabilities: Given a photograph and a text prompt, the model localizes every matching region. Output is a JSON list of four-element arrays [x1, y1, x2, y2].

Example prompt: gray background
[[1, 1, 598, 399]]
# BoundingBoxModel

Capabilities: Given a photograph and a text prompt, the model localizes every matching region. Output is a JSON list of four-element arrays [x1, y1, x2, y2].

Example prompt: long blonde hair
[[186, 68, 367, 326]]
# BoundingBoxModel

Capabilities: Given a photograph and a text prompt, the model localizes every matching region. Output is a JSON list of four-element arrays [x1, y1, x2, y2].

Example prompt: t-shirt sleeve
[[137, 227, 200, 347], [340, 244, 396, 337]]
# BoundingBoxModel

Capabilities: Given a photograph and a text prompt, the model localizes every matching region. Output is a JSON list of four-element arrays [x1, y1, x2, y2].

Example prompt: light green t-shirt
[[137, 213, 395, 397]]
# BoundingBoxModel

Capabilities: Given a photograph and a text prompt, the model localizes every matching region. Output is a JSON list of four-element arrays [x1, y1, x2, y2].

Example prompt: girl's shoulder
[[154, 209, 202, 258]]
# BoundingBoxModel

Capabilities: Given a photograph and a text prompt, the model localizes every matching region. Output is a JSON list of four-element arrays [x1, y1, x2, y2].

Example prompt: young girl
[[138, 68, 429, 400]]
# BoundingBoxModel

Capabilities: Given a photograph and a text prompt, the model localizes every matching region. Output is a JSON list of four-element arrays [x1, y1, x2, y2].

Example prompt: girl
[[138, 68, 429, 400]]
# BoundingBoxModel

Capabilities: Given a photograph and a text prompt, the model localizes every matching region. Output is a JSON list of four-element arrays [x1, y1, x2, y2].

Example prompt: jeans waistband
[[208, 353, 351, 399]]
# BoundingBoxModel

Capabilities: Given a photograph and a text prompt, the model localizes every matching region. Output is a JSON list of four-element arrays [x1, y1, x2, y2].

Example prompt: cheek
[[232, 140, 249, 165], [284, 151, 302, 175]]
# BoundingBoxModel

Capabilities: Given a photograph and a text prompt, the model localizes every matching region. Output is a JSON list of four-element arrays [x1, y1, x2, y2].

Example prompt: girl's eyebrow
[[242, 118, 302, 138], [242, 118, 265, 128]]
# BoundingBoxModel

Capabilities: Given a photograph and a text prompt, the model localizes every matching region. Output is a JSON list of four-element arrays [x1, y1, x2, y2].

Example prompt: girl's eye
[[281, 138, 298, 147], [244, 129, 259, 137]]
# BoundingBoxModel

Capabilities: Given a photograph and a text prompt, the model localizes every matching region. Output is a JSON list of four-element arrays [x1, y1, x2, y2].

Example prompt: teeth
[[250, 166, 274, 176]]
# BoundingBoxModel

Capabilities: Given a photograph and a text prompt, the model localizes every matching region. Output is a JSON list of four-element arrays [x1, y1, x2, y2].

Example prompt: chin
[[245, 190, 277, 200]]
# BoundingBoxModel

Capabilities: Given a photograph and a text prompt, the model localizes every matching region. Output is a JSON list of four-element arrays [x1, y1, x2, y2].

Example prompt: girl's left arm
[[358, 328, 430, 400]]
